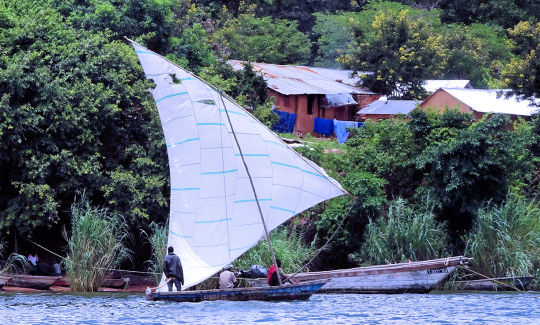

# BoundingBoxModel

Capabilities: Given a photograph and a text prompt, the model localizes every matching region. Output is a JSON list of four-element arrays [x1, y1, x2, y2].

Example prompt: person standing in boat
[[162, 246, 184, 291], [267, 259, 295, 286], [219, 264, 237, 289]]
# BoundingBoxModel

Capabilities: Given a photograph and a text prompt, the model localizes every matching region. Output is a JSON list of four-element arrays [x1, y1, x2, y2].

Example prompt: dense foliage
[[465, 195, 540, 279], [0, 0, 538, 279], [303, 110, 539, 269]]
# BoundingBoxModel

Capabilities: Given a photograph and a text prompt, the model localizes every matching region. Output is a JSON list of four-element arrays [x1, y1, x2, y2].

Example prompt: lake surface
[[0, 291, 538, 324]]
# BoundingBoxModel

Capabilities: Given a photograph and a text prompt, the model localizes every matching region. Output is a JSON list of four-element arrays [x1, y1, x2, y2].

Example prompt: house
[[356, 100, 418, 121], [420, 88, 539, 120], [228, 61, 380, 134]]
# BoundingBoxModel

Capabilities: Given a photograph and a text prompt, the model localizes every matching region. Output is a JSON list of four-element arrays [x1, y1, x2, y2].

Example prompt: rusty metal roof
[[228, 60, 375, 96]]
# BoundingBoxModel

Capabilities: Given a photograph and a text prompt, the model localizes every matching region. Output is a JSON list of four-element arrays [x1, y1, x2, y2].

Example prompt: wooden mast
[[218, 93, 283, 286]]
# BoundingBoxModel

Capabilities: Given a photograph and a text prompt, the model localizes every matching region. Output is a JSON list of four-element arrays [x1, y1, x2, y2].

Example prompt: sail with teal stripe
[[129, 40, 346, 290]]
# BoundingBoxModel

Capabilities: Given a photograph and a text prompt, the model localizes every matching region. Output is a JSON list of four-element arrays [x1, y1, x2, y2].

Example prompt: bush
[[465, 194, 540, 279], [63, 194, 131, 292], [234, 226, 316, 274], [359, 197, 448, 265], [141, 222, 168, 285], [0, 241, 28, 274]]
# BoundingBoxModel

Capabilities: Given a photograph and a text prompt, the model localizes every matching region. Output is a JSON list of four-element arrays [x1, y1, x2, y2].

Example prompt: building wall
[[270, 91, 380, 134], [420, 90, 473, 114], [356, 94, 382, 109]]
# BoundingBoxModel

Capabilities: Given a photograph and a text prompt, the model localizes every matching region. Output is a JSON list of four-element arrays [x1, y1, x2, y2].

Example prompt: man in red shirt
[[267, 258, 295, 286]]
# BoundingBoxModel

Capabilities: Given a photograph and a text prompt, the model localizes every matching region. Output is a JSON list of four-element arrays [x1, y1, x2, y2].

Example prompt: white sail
[[129, 41, 346, 290]]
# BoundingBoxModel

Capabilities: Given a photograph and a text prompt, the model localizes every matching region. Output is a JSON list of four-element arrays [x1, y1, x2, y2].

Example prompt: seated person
[[219, 264, 237, 289], [27, 253, 39, 275], [267, 258, 295, 286]]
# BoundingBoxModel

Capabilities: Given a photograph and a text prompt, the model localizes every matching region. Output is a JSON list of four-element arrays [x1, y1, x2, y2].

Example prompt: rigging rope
[[458, 265, 523, 292], [284, 196, 359, 282]]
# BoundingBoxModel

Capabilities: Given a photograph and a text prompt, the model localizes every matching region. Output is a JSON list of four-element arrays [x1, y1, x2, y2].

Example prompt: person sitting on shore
[[162, 246, 184, 292], [219, 264, 237, 289], [267, 259, 295, 286], [27, 253, 39, 275]]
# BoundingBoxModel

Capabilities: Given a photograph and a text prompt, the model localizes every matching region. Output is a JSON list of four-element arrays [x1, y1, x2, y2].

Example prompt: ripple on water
[[0, 292, 539, 324]]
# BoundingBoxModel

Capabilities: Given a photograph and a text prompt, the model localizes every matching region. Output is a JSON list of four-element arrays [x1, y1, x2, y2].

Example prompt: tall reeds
[[141, 222, 167, 285], [360, 198, 448, 265], [465, 195, 540, 280], [0, 241, 28, 273], [234, 226, 317, 273], [63, 194, 131, 292]]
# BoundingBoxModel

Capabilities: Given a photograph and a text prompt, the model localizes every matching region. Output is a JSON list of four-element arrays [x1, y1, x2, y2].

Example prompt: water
[[0, 292, 538, 324]]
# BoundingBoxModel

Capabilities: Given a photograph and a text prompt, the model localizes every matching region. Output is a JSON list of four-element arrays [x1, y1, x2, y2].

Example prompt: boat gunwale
[[290, 256, 469, 278]]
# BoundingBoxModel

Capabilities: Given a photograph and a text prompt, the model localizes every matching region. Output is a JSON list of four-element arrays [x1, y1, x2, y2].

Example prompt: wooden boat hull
[[248, 256, 470, 294], [53, 276, 127, 289], [4, 274, 61, 290], [455, 276, 536, 291], [0, 275, 12, 289], [147, 280, 326, 302]]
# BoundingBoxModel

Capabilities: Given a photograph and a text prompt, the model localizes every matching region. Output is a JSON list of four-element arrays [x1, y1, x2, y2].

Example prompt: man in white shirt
[[219, 265, 237, 289]]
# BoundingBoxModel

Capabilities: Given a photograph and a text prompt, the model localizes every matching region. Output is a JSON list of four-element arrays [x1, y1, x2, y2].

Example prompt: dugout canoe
[[146, 280, 327, 302], [247, 256, 471, 294], [454, 276, 536, 291], [0, 275, 12, 289], [53, 276, 127, 289], [4, 274, 61, 290]]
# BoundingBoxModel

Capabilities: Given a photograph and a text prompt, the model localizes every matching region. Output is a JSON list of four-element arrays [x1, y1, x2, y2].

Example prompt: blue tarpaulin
[[313, 117, 334, 136], [334, 120, 362, 144], [273, 110, 296, 133]]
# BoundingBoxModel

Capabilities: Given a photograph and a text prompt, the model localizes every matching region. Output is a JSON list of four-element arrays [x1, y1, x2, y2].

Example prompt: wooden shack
[[229, 61, 380, 134]]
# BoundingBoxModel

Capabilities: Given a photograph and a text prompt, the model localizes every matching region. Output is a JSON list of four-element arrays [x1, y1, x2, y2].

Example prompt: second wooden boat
[[4, 274, 61, 290], [455, 276, 536, 291], [248, 256, 471, 294]]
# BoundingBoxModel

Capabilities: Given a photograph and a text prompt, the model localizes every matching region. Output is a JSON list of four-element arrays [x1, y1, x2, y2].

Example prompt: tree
[[54, 0, 179, 53], [441, 23, 514, 88], [167, 23, 217, 73], [502, 21, 540, 104], [338, 3, 447, 99], [0, 0, 169, 235], [213, 13, 312, 64], [415, 113, 519, 237], [312, 12, 360, 68]]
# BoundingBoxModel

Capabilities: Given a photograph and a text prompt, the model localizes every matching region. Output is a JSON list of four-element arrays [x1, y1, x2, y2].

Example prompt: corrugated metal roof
[[228, 60, 374, 96], [423, 80, 472, 93], [357, 100, 418, 115], [441, 88, 539, 116]]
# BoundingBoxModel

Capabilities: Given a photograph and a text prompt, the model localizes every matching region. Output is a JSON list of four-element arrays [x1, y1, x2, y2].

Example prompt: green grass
[[63, 193, 131, 292], [141, 222, 167, 285], [0, 241, 28, 274], [234, 225, 317, 274], [465, 194, 540, 281], [359, 197, 448, 265]]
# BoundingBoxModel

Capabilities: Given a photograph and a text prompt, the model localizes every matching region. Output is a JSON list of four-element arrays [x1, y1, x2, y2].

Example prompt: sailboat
[[127, 39, 347, 302]]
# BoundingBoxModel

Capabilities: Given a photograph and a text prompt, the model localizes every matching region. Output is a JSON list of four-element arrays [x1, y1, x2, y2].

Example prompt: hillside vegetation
[[0, 0, 538, 282]]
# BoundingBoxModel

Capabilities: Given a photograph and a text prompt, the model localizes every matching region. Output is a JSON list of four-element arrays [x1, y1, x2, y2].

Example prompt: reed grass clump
[[0, 241, 28, 274], [465, 195, 540, 280], [360, 198, 448, 265], [141, 222, 167, 285], [234, 226, 317, 273], [63, 194, 131, 292]]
